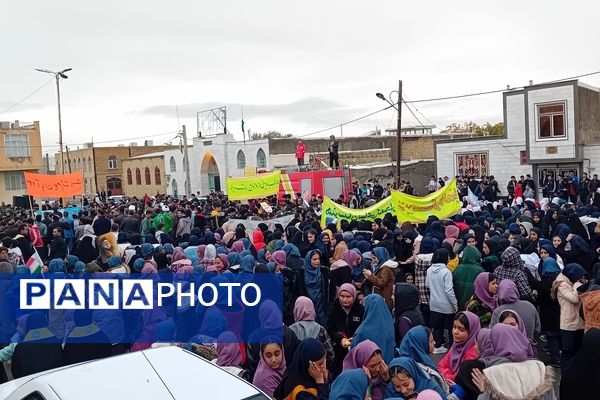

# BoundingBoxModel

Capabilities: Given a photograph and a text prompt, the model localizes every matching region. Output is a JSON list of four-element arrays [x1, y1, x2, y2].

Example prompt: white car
[[107, 195, 125, 203], [0, 347, 269, 400]]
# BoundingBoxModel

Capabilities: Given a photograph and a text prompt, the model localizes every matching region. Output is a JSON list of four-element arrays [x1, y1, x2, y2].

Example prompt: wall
[[583, 145, 600, 176], [436, 92, 532, 195], [269, 135, 448, 161], [578, 84, 600, 144], [59, 148, 95, 195], [59, 145, 177, 195], [349, 160, 434, 196], [122, 156, 166, 198], [0, 121, 44, 205], [165, 134, 271, 196], [526, 83, 577, 162], [308, 149, 391, 169], [0, 121, 43, 172], [163, 150, 187, 197]]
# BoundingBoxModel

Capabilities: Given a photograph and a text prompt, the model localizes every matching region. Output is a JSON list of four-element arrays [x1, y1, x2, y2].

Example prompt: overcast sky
[[2, 0, 600, 154]]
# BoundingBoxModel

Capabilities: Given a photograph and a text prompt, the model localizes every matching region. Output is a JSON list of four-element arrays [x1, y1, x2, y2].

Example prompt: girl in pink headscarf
[[252, 341, 286, 398], [465, 272, 498, 328], [169, 247, 192, 273], [342, 339, 388, 400], [330, 250, 360, 297], [327, 283, 365, 378], [289, 296, 334, 366], [212, 331, 246, 378], [437, 311, 481, 383]]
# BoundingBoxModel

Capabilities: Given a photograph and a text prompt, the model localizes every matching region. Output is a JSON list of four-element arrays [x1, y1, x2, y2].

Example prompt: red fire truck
[[278, 168, 353, 203]]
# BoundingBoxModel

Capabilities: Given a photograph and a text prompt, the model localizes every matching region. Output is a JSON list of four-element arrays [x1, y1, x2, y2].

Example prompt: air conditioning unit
[[117, 144, 125, 147], [0, 121, 11, 129], [83, 143, 93, 148], [144, 140, 153, 146], [130, 142, 138, 146]]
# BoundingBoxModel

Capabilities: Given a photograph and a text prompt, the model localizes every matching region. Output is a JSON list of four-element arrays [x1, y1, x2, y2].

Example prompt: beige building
[[121, 152, 166, 198], [0, 121, 44, 205], [57, 143, 177, 195]]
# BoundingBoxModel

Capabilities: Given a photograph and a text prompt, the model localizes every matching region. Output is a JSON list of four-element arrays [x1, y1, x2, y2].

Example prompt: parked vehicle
[[0, 347, 268, 400]]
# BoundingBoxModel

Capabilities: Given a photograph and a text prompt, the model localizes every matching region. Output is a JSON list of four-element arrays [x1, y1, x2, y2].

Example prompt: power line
[[297, 104, 394, 138], [294, 68, 600, 138], [404, 69, 600, 104], [401, 97, 426, 128], [402, 93, 437, 127], [0, 78, 54, 115], [36, 129, 183, 151]]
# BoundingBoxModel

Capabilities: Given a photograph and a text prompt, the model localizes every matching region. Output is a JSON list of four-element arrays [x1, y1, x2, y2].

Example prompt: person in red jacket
[[437, 311, 481, 384], [295, 140, 306, 171]]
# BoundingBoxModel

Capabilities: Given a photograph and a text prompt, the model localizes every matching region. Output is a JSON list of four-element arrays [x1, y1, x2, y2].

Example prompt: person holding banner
[[13, 224, 35, 264]]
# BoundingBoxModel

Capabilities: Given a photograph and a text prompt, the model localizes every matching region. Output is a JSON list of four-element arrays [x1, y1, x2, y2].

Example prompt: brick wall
[[308, 149, 391, 169], [349, 161, 435, 196], [269, 135, 450, 160]]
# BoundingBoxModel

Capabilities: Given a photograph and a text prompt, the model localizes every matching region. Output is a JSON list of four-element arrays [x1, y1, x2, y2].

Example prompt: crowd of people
[[0, 181, 599, 399]]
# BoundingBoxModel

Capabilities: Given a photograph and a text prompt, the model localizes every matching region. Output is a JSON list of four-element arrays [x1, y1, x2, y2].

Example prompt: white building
[[435, 80, 600, 196], [164, 134, 270, 197]]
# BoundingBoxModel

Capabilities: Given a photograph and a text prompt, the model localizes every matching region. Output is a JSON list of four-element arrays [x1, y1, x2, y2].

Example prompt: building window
[[537, 102, 566, 139], [4, 134, 30, 158], [183, 156, 187, 171], [520, 150, 528, 166], [127, 168, 133, 185], [172, 179, 178, 196], [456, 153, 488, 177], [237, 150, 246, 169], [108, 155, 118, 169], [4, 171, 26, 190], [106, 177, 122, 191], [135, 168, 141, 185], [256, 148, 266, 169], [170, 156, 176, 172], [145, 167, 151, 185], [88, 157, 92, 171], [155, 167, 161, 185]]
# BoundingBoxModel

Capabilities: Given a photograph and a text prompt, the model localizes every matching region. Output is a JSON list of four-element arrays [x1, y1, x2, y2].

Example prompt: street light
[[35, 67, 72, 174], [376, 81, 403, 188]]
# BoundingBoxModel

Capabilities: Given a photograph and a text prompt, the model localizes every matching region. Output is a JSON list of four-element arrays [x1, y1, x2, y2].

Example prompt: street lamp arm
[[35, 68, 55, 74]]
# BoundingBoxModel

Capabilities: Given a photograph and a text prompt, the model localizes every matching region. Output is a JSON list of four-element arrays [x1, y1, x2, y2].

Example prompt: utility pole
[[35, 67, 71, 173], [223, 107, 227, 135], [182, 125, 192, 196], [56, 75, 64, 174], [396, 80, 403, 188], [65, 145, 72, 173]]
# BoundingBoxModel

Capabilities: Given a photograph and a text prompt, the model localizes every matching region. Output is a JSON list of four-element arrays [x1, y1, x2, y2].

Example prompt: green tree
[[440, 121, 504, 136], [251, 131, 293, 140]]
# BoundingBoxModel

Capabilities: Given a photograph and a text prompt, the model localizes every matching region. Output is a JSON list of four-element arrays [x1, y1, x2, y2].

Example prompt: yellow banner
[[321, 179, 462, 225], [393, 179, 462, 223], [226, 171, 281, 200], [321, 195, 396, 227]]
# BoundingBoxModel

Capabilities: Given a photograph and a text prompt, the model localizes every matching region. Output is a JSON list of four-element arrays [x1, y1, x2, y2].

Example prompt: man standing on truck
[[295, 140, 307, 171], [328, 135, 339, 169]]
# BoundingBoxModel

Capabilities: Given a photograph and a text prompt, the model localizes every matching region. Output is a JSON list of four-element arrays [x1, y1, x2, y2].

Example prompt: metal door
[[323, 176, 344, 199], [537, 164, 579, 187]]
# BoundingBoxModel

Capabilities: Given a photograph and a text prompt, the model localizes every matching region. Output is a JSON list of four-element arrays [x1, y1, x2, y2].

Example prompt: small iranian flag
[[26, 251, 43, 274]]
